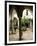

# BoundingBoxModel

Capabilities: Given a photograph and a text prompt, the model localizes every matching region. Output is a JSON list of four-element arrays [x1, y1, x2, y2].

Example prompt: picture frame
[[5, 1, 36, 45]]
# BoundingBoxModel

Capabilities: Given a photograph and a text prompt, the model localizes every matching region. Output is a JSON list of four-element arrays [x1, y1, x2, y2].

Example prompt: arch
[[12, 9, 18, 20], [22, 8, 33, 19], [21, 7, 33, 28], [9, 9, 19, 33], [12, 9, 19, 29]]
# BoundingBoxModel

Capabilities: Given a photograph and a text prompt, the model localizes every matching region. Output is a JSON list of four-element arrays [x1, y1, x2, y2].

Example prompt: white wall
[[22, 8, 33, 19], [11, 9, 19, 28]]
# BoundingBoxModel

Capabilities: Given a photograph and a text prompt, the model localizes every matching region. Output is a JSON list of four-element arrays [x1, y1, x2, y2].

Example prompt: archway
[[9, 9, 19, 34]]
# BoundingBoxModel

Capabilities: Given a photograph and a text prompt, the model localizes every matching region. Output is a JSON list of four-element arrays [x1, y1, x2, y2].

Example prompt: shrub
[[21, 16, 33, 28]]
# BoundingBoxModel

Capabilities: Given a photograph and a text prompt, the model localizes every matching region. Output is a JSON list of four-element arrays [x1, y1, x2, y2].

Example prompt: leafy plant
[[21, 16, 32, 27]]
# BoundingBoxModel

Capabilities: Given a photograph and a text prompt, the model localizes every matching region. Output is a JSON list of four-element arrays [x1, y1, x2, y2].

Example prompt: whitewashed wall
[[10, 9, 19, 28], [22, 8, 33, 19]]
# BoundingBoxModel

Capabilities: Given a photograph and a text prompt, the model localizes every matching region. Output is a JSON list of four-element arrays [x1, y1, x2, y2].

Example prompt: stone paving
[[9, 28, 33, 41]]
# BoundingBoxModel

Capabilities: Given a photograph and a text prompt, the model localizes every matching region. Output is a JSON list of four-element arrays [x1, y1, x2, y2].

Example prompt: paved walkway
[[9, 28, 33, 41]]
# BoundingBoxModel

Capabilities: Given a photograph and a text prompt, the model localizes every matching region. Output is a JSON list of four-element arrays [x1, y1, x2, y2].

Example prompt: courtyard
[[9, 28, 33, 41]]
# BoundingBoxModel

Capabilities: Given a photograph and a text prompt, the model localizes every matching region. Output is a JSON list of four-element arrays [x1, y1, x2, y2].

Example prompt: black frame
[[5, 1, 36, 45]]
